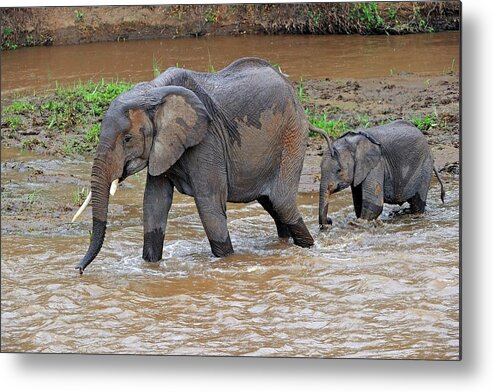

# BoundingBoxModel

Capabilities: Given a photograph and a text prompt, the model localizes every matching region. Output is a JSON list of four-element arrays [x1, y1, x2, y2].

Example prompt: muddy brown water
[[1, 147, 459, 358], [1, 32, 459, 357], [1, 32, 459, 97]]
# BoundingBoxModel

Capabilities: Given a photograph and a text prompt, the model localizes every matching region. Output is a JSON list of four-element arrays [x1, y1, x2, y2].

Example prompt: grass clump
[[26, 190, 41, 205], [40, 79, 133, 132], [1, 26, 18, 50], [4, 115, 23, 130], [72, 186, 90, 206], [297, 78, 307, 104], [2, 79, 133, 156], [21, 137, 46, 151], [2, 99, 35, 114], [307, 110, 349, 139], [85, 123, 100, 145], [350, 2, 384, 32], [410, 111, 439, 132]]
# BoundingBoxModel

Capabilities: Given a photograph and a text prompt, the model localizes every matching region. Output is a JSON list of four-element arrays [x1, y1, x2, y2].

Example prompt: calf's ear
[[353, 136, 381, 187]]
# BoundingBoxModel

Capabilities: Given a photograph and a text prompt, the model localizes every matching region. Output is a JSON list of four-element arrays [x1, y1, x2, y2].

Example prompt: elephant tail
[[309, 124, 330, 145], [309, 124, 334, 156], [433, 165, 445, 203]]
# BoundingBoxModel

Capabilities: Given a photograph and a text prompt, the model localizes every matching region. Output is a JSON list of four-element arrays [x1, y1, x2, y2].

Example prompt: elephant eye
[[123, 134, 133, 144]]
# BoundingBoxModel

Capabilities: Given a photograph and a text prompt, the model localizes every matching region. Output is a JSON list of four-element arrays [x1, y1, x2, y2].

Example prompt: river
[[1, 32, 459, 97]]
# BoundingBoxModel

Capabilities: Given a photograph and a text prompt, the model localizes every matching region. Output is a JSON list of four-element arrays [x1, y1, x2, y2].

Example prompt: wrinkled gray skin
[[319, 120, 445, 228], [77, 57, 314, 273]]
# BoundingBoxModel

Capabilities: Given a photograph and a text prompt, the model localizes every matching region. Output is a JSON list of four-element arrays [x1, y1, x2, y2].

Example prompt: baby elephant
[[319, 120, 445, 228]]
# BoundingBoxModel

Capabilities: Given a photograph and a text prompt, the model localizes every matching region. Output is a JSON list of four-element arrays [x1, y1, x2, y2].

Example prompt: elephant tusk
[[71, 191, 92, 223], [109, 179, 119, 196]]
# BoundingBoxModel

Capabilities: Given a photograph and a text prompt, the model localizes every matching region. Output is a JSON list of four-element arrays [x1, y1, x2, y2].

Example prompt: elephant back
[[365, 120, 433, 203]]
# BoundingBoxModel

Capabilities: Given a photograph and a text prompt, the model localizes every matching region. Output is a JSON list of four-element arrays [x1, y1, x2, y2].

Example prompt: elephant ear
[[147, 86, 211, 176], [353, 134, 382, 187]]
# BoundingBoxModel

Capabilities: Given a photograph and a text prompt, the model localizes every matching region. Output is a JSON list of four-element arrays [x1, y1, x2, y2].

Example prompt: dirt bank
[[1, 2, 460, 49]]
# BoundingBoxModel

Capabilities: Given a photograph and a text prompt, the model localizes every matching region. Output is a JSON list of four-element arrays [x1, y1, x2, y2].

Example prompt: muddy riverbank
[[1, 3, 460, 49]]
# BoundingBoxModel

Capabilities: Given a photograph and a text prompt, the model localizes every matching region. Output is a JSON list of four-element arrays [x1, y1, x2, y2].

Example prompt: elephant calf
[[319, 120, 445, 228]]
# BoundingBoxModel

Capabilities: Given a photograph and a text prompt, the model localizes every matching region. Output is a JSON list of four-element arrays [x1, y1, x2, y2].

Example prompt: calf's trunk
[[318, 175, 332, 230]]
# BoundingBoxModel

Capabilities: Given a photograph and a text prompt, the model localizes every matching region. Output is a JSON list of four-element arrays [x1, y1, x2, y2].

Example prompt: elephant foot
[[319, 217, 333, 231], [209, 237, 234, 257], [143, 228, 164, 262], [288, 217, 314, 248], [278, 236, 290, 244]]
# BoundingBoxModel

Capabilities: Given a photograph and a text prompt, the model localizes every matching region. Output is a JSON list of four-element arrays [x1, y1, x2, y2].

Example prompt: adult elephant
[[73, 57, 314, 273]]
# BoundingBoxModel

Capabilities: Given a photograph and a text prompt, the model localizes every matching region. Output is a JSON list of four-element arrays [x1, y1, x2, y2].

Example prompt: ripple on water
[[1, 176, 459, 358]]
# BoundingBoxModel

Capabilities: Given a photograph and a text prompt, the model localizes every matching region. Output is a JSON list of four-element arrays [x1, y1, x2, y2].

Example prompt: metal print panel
[[1, 1, 461, 359]]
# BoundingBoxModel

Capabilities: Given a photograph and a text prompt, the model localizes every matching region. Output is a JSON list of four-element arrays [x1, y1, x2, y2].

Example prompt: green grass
[[72, 186, 90, 206], [1, 26, 18, 50], [62, 137, 92, 155], [2, 79, 133, 156], [443, 58, 456, 75], [205, 8, 218, 24], [410, 111, 438, 131], [388, 6, 397, 20], [206, 49, 216, 73], [2, 100, 35, 114], [74, 10, 85, 23], [350, 2, 384, 32], [4, 115, 23, 130], [306, 110, 349, 139], [297, 78, 350, 139], [297, 78, 306, 104], [85, 123, 100, 145], [21, 137, 46, 151], [34, 79, 133, 132], [26, 190, 41, 204], [152, 56, 161, 78], [356, 114, 371, 128]]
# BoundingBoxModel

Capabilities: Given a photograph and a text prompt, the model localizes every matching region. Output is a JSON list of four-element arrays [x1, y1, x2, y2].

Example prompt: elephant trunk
[[76, 156, 113, 274], [319, 174, 332, 230]]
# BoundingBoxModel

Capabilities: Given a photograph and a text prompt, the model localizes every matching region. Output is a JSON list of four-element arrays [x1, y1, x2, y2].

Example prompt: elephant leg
[[408, 171, 431, 213], [408, 192, 426, 213], [359, 162, 384, 220], [257, 196, 291, 242], [143, 173, 174, 262], [351, 184, 363, 218], [269, 196, 314, 248], [194, 195, 234, 257]]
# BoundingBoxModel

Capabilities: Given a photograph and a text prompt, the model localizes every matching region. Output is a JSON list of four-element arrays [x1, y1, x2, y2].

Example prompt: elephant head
[[73, 84, 211, 273], [319, 131, 381, 229]]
